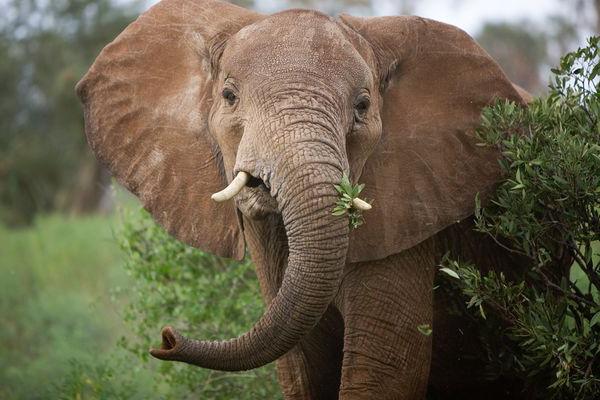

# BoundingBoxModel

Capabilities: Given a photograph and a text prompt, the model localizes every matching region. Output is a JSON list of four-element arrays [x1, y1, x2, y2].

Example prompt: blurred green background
[[0, 0, 597, 398]]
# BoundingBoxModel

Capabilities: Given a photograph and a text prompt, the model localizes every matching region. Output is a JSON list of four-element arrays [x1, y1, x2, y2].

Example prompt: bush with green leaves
[[441, 36, 600, 399], [116, 208, 281, 399]]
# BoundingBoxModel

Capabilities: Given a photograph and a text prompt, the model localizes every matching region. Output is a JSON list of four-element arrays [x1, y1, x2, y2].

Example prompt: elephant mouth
[[246, 175, 267, 189], [235, 175, 279, 219]]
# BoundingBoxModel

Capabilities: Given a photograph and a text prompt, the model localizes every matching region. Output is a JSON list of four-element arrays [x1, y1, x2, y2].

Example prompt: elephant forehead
[[222, 10, 370, 85]]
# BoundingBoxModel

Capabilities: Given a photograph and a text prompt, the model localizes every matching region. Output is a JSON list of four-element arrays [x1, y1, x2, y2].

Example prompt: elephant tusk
[[352, 197, 372, 211], [211, 171, 250, 202]]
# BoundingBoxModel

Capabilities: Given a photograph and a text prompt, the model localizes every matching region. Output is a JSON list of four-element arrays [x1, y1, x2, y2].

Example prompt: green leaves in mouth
[[332, 174, 372, 230]]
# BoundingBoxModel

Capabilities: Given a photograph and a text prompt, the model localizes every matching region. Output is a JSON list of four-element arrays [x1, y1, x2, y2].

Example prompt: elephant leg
[[276, 305, 344, 399], [336, 239, 436, 400]]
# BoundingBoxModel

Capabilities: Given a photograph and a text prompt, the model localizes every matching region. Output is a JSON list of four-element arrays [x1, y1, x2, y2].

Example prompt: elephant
[[76, 1, 534, 398]]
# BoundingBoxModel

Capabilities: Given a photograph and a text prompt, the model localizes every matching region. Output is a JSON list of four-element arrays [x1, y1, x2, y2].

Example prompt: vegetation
[[440, 36, 600, 399], [0, 213, 152, 399], [116, 207, 281, 399], [333, 174, 370, 229], [0, 0, 143, 226], [0, 206, 280, 399]]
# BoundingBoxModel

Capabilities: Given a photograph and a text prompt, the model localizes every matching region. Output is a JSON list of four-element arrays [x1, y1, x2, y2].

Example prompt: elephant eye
[[222, 88, 237, 106], [354, 95, 370, 122]]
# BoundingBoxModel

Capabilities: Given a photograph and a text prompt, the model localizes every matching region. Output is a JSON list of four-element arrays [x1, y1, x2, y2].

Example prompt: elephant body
[[77, 1, 533, 398], [244, 214, 531, 399]]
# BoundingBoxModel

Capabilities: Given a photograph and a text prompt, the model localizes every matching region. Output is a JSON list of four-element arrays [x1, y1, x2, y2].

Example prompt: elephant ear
[[340, 15, 527, 263], [76, 0, 262, 260]]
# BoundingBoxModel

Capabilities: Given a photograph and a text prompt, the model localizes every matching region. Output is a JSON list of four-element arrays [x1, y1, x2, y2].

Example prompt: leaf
[[591, 62, 600, 80], [552, 175, 568, 185], [332, 175, 369, 230], [439, 267, 460, 279], [417, 324, 432, 336], [590, 312, 600, 328]]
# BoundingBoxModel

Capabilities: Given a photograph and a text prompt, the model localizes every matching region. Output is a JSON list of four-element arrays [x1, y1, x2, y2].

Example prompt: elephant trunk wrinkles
[[151, 135, 349, 371]]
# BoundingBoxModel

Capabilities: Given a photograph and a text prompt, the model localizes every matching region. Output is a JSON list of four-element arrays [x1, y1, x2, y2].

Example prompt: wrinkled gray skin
[[151, 12, 374, 372], [77, 2, 536, 399]]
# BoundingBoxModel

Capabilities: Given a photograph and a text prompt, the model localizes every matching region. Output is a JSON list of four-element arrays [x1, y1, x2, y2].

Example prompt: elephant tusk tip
[[352, 197, 372, 211], [210, 171, 250, 202], [210, 192, 225, 202]]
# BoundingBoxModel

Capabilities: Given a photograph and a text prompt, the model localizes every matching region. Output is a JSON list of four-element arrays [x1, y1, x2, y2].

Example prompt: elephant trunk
[[150, 144, 349, 371]]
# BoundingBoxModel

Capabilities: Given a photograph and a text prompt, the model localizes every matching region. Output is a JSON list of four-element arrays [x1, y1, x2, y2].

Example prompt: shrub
[[440, 36, 600, 399], [116, 208, 281, 399]]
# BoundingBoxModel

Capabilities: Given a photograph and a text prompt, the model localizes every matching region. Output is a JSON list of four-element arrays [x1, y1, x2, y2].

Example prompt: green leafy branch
[[332, 174, 370, 229]]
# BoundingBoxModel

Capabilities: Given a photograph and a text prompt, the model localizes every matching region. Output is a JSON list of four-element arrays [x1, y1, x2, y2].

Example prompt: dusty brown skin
[[77, 0, 531, 398]]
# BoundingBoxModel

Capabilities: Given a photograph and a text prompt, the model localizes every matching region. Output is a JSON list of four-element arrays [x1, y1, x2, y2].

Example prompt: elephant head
[[77, 0, 524, 372]]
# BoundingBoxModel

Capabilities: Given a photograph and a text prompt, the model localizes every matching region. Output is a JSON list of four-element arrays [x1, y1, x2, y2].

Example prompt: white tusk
[[352, 197, 372, 211], [211, 171, 250, 202]]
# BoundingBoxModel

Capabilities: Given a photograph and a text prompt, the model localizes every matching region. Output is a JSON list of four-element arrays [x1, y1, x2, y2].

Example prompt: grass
[[0, 213, 155, 399], [0, 207, 279, 399]]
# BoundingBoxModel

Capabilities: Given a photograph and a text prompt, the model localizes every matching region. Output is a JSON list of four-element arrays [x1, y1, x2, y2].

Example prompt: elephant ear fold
[[76, 0, 262, 260], [340, 15, 527, 263]]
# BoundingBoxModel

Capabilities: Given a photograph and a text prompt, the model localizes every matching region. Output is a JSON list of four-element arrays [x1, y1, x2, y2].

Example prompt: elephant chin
[[235, 185, 279, 220]]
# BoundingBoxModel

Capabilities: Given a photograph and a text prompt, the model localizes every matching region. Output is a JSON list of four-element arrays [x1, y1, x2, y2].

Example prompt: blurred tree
[[569, 0, 600, 34], [541, 1, 597, 70], [447, 0, 595, 97], [595, 0, 600, 32], [0, 0, 143, 226], [476, 22, 549, 95]]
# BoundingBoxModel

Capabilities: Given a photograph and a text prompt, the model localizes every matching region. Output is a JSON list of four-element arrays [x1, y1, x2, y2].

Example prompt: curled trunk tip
[[149, 326, 183, 361]]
